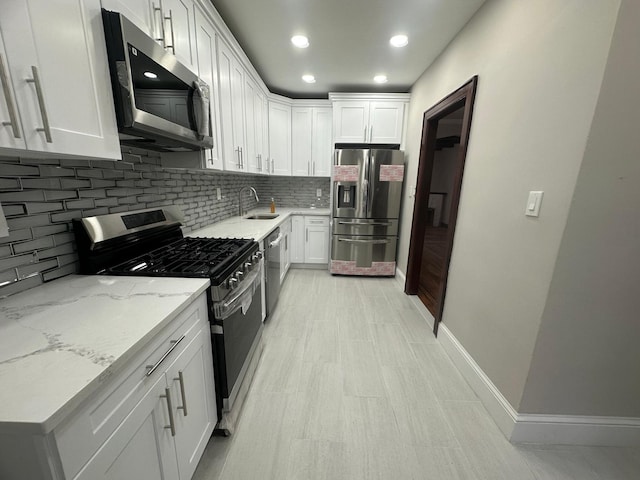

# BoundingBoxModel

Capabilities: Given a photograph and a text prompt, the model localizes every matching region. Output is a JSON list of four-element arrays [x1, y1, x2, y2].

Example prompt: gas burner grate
[[107, 237, 256, 279]]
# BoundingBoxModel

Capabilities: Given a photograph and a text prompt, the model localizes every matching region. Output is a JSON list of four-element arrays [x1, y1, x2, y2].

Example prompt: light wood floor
[[193, 269, 640, 480]]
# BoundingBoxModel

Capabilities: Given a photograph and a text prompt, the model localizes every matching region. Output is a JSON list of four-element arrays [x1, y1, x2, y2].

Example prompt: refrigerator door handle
[[338, 221, 391, 226], [338, 238, 391, 244], [362, 178, 369, 215]]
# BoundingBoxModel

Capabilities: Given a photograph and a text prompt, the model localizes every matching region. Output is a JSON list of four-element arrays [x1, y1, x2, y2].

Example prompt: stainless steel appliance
[[102, 10, 213, 152], [330, 145, 405, 276], [265, 228, 282, 316], [73, 207, 263, 434]]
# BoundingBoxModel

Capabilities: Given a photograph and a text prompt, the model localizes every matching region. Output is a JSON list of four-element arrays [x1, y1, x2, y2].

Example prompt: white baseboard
[[437, 323, 640, 447]]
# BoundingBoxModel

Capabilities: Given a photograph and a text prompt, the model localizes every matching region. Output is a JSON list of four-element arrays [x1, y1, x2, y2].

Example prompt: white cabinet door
[[161, 0, 197, 73], [254, 89, 267, 174], [332, 101, 369, 143], [304, 217, 329, 264], [74, 375, 179, 480], [0, 34, 25, 150], [290, 216, 305, 263], [218, 40, 245, 172], [332, 100, 406, 145], [166, 324, 216, 480], [101, 0, 155, 36], [0, 0, 120, 159], [194, 7, 222, 169], [312, 107, 333, 177], [268, 101, 291, 176], [291, 106, 332, 177], [291, 107, 312, 176], [369, 101, 405, 143], [244, 77, 258, 173]]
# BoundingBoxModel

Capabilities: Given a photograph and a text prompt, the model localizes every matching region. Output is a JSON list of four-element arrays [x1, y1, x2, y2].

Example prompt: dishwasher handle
[[269, 233, 284, 248]]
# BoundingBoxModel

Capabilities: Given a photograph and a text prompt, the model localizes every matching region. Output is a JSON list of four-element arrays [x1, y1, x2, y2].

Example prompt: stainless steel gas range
[[73, 207, 263, 434]]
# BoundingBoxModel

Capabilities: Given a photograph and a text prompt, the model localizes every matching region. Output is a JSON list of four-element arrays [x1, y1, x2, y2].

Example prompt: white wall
[[519, 0, 640, 417], [398, 0, 620, 409]]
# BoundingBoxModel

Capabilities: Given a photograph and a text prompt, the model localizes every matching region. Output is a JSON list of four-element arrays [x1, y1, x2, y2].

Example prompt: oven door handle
[[213, 262, 262, 320]]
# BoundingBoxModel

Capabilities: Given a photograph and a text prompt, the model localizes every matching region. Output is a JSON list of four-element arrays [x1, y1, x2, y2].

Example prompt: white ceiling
[[209, 0, 487, 98]]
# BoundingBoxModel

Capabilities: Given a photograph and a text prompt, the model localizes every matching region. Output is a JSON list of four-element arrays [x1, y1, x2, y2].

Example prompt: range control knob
[[236, 271, 244, 281], [244, 262, 253, 272], [228, 277, 238, 290], [252, 251, 263, 262]]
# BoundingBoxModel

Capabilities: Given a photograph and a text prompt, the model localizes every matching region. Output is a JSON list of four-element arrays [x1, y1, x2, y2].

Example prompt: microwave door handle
[[192, 80, 210, 139]]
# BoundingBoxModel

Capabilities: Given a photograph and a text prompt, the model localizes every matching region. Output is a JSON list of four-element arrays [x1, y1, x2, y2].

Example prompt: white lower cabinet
[[51, 293, 215, 480], [73, 374, 179, 480], [280, 217, 292, 283], [290, 215, 329, 265]]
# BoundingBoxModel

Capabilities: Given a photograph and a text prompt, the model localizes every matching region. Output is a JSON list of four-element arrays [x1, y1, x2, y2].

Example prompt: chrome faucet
[[238, 186, 259, 216]]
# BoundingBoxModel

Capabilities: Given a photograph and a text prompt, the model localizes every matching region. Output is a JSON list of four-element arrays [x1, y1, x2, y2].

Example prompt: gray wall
[[0, 151, 329, 298], [398, 0, 621, 411], [519, 0, 640, 417]]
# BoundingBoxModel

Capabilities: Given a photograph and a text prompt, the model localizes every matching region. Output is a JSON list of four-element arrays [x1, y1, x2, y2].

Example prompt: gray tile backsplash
[[0, 152, 330, 297]]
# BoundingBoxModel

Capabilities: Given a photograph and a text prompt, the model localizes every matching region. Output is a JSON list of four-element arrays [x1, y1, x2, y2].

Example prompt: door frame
[[405, 76, 478, 336]]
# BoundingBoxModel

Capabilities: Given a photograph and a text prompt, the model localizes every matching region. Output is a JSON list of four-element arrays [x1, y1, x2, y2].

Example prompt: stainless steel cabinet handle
[[306, 228, 308, 242], [174, 371, 188, 416], [240, 147, 244, 168], [235, 147, 241, 168], [307, 162, 310, 175], [271, 158, 274, 173], [165, 10, 176, 54], [257, 154, 261, 171], [363, 126, 367, 140], [0, 54, 21, 139], [312, 161, 316, 176], [338, 238, 390, 244], [369, 125, 373, 142], [26, 66, 52, 143], [152, 4, 166, 45], [160, 387, 176, 436], [146, 335, 186, 376]]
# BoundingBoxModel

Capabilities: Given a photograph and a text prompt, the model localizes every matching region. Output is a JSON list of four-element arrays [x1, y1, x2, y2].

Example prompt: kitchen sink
[[245, 213, 279, 220]]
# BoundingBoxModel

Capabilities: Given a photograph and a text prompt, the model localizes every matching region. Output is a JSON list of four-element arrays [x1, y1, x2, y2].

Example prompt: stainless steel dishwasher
[[265, 227, 283, 317]]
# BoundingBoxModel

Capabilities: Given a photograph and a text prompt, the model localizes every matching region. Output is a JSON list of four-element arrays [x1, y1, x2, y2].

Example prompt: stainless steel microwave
[[102, 9, 213, 152]]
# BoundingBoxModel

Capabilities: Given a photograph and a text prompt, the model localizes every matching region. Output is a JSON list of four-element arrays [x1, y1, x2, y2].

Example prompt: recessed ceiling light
[[302, 74, 316, 83], [143, 71, 158, 79], [374, 75, 388, 84], [291, 35, 309, 48], [390, 34, 409, 48]]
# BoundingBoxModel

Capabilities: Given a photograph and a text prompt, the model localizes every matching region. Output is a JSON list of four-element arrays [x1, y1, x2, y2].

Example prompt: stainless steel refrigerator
[[330, 147, 404, 276]]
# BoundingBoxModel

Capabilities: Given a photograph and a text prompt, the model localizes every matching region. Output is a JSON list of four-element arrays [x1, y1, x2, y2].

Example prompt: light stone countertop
[[0, 275, 210, 434], [188, 207, 330, 242]]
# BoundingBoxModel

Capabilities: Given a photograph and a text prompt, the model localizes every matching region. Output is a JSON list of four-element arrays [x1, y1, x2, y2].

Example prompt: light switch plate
[[216, 187, 221, 200], [526, 191, 544, 217], [316, 188, 322, 197]]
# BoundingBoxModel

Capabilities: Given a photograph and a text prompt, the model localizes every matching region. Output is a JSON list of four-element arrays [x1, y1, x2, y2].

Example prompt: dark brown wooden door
[[405, 76, 478, 336]]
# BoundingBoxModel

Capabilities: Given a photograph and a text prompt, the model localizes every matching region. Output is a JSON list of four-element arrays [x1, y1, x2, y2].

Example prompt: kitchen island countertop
[[0, 275, 210, 434], [189, 207, 330, 242]]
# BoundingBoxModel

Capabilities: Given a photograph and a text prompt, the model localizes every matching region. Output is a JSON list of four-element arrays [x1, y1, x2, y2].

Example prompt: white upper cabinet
[[268, 100, 291, 176], [0, 0, 120, 159], [291, 104, 332, 177], [329, 94, 410, 145], [101, 0, 155, 36], [217, 39, 246, 172], [0, 33, 25, 151], [254, 89, 268, 174], [194, 6, 222, 169], [160, 0, 198, 73]]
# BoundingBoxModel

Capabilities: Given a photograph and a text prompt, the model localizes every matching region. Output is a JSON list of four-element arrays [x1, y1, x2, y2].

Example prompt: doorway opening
[[405, 76, 478, 336]]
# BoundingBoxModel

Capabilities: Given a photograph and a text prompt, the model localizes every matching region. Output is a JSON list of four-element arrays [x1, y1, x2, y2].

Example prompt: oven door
[[211, 262, 263, 411]]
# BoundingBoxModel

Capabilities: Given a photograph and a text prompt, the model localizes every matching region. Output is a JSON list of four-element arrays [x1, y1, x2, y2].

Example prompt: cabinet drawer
[[304, 216, 329, 227], [55, 294, 208, 480]]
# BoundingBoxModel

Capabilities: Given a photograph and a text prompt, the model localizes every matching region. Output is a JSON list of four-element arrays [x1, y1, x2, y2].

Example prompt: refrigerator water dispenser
[[337, 185, 357, 208]]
